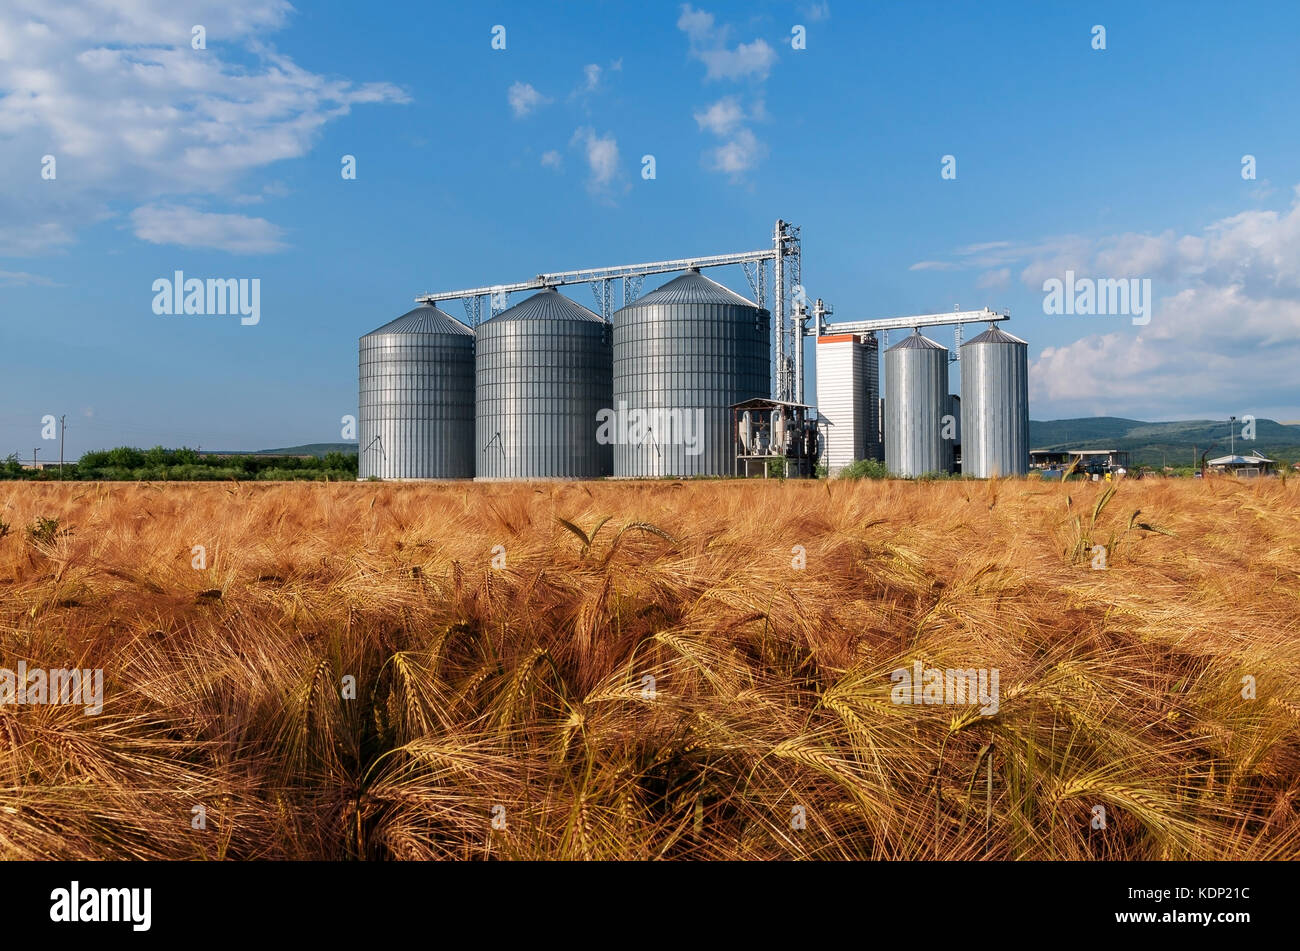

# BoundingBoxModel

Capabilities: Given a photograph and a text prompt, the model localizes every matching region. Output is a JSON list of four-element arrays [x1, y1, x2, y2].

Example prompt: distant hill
[[1028, 417, 1300, 467], [258, 443, 358, 457]]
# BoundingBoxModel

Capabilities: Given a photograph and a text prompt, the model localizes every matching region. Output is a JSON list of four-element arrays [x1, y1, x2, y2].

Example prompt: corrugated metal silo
[[612, 269, 769, 477], [960, 325, 1030, 477], [358, 304, 475, 480], [475, 288, 612, 479], [884, 331, 951, 477]]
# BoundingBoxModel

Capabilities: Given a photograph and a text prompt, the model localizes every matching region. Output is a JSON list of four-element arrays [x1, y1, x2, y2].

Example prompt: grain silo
[[960, 324, 1029, 477], [475, 288, 612, 479], [816, 332, 881, 474], [884, 331, 951, 477], [611, 269, 769, 477], [358, 304, 475, 480]]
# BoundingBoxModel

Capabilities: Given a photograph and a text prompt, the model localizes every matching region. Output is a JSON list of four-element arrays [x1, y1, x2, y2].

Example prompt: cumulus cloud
[[0, 0, 407, 255], [540, 150, 563, 170], [679, 9, 775, 182], [909, 187, 1300, 416], [693, 96, 745, 135], [130, 203, 287, 253], [802, 2, 831, 22], [691, 94, 769, 181], [706, 129, 766, 176], [1023, 186, 1300, 417], [507, 81, 549, 118], [570, 127, 620, 195], [677, 5, 777, 81], [569, 60, 621, 101]]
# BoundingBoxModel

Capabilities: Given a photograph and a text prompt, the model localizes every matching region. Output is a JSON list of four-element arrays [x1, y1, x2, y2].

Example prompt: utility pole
[[1229, 416, 1236, 456], [59, 414, 67, 480], [32, 447, 39, 472]]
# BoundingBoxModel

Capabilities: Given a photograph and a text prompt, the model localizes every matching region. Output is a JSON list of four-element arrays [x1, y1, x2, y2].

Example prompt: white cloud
[[0, 0, 407, 254], [570, 60, 622, 102], [0, 269, 59, 287], [508, 81, 549, 118], [803, 2, 831, 22], [908, 261, 958, 272], [676, 5, 717, 46], [677, 5, 777, 81], [570, 127, 620, 194], [699, 39, 778, 81], [1025, 186, 1300, 417], [130, 203, 287, 253], [693, 97, 745, 135], [976, 268, 1011, 289], [0, 219, 77, 257], [540, 150, 562, 170], [707, 129, 765, 176], [679, 9, 775, 181], [230, 181, 290, 206]]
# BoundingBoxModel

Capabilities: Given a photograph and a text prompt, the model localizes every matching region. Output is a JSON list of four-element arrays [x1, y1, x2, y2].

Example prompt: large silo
[[358, 304, 475, 480], [884, 331, 951, 477], [612, 269, 769, 477], [960, 325, 1030, 477], [475, 288, 612, 479]]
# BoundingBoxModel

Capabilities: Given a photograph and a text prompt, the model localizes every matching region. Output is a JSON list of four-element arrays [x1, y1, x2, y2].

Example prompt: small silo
[[612, 269, 769, 477], [358, 304, 475, 480], [884, 330, 951, 477], [475, 288, 612, 479], [960, 325, 1030, 477]]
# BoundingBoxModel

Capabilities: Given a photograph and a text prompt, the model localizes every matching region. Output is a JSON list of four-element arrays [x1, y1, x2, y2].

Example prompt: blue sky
[[3, 0, 1299, 458]]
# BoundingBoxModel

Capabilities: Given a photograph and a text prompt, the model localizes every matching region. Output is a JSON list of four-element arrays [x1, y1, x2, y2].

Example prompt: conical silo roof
[[963, 325, 1026, 346], [485, 287, 606, 323], [363, 303, 473, 337], [886, 329, 947, 351], [620, 269, 759, 310]]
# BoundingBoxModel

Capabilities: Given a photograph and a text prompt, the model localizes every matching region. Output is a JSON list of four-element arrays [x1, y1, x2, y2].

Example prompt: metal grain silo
[[884, 331, 951, 477], [960, 325, 1030, 477], [358, 304, 475, 480], [611, 269, 769, 477], [475, 288, 612, 479]]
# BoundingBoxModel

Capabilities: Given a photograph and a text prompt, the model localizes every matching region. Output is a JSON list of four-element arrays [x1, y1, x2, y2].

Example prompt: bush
[[838, 459, 889, 480]]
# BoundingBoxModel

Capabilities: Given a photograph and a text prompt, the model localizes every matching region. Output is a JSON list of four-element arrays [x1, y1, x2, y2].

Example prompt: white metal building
[[816, 333, 880, 474]]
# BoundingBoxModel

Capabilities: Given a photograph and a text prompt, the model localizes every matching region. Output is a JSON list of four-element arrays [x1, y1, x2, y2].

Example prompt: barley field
[[0, 477, 1297, 860]]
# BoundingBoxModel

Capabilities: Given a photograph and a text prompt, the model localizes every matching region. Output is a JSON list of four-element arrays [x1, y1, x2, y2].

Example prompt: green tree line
[[1, 446, 358, 481]]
